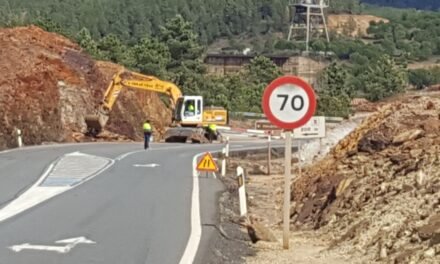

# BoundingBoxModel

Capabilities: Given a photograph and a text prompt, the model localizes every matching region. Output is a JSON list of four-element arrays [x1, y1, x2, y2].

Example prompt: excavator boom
[[85, 69, 182, 135]]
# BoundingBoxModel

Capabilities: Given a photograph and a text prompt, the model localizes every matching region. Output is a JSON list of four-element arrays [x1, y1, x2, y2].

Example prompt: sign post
[[262, 76, 316, 249], [267, 132, 272, 175]]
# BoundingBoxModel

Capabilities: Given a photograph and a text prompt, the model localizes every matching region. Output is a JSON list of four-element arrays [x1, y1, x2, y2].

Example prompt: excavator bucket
[[84, 115, 104, 136], [164, 127, 210, 143]]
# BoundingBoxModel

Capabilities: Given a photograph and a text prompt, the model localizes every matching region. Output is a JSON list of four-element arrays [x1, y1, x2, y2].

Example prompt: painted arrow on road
[[9, 236, 96, 253], [133, 163, 160, 168]]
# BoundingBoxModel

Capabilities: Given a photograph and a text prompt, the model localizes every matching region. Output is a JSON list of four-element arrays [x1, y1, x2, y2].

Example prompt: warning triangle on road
[[196, 152, 218, 172]]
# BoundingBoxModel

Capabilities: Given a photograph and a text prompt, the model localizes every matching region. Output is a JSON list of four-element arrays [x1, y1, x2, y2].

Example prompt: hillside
[[362, 0, 440, 10], [0, 26, 170, 150], [0, 0, 363, 44]]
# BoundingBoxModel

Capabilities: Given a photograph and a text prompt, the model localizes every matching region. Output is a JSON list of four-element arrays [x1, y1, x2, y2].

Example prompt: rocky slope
[[291, 96, 440, 263], [0, 26, 170, 150]]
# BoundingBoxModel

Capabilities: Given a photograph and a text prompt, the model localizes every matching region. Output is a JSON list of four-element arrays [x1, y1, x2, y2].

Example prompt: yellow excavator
[[84, 69, 228, 143]]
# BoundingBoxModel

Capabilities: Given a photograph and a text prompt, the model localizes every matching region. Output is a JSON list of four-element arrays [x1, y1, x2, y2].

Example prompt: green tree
[[98, 34, 125, 62], [319, 62, 354, 97], [362, 55, 408, 101], [245, 56, 282, 85], [158, 15, 205, 93], [311, 40, 327, 52], [75, 28, 100, 57], [316, 94, 352, 118], [316, 62, 353, 118], [34, 16, 67, 36], [129, 37, 171, 77], [159, 15, 203, 68], [408, 67, 440, 89]]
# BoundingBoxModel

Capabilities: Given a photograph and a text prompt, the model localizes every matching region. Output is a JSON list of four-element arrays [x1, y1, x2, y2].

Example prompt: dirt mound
[[351, 98, 378, 112], [0, 26, 170, 150], [328, 15, 389, 37], [291, 96, 440, 262]]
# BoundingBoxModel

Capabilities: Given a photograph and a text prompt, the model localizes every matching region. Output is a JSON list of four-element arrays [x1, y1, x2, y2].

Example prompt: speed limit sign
[[262, 76, 316, 130], [261, 75, 316, 250]]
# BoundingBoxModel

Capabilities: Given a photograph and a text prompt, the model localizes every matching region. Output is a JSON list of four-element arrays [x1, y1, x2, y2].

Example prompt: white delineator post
[[16, 129, 23, 148], [283, 131, 292, 249], [221, 147, 226, 177], [237, 166, 247, 217], [225, 136, 230, 158]]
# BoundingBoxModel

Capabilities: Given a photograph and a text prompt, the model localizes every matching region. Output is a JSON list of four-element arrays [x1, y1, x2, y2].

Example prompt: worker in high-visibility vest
[[185, 102, 195, 116], [143, 120, 152, 150], [207, 123, 218, 143]]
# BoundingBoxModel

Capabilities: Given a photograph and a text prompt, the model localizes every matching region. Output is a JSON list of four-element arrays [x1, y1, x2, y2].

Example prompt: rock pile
[[291, 96, 440, 263]]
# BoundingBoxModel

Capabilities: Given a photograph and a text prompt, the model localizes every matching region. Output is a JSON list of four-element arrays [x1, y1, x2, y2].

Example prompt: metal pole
[[306, 6, 311, 52], [319, 138, 322, 155], [298, 141, 302, 179], [287, 2, 294, 41], [287, 25, 293, 41], [321, 5, 330, 42], [267, 133, 272, 175], [283, 131, 292, 249]]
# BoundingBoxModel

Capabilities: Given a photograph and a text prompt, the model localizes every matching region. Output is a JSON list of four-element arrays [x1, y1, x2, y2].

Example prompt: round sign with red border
[[262, 76, 316, 130]]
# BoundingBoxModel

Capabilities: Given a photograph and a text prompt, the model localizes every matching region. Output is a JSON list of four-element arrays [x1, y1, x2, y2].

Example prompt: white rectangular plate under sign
[[293, 116, 326, 139]]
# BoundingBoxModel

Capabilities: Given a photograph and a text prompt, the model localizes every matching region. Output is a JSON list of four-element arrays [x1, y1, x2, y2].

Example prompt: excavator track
[[163, 127, 210, 143]]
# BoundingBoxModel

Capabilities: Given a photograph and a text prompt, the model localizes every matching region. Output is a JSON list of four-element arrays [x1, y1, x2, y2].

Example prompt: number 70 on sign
[[262, 76, 316, 130]]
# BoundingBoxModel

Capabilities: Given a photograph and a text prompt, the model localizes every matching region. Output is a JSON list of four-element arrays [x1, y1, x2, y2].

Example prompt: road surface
[[0, 140, 270, 264]]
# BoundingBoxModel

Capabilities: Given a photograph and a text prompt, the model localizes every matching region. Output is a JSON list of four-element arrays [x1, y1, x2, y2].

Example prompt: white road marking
[[133, 163, 160, 168], [115, 150, 145, 161], [115, 145, 222, 161], [0, 152, 114, 223], [41, 152, 112, 186], [0, 142, 123, 156], [179, 143, 280, 263], [179, 152, 204, 264], [9, 236, 95, 253]]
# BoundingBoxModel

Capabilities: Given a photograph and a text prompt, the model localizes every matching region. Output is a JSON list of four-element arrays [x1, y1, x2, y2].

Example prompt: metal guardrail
[[229, 112, 266, 119], [231, 111, 344, 123]]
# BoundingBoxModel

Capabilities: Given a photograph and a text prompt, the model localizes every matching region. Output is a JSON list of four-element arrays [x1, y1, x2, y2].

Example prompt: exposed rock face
[[0, 26, 170, 150]]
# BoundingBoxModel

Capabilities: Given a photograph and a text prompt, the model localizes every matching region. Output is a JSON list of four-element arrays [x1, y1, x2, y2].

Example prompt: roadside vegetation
[[0, 0, 439, 116]]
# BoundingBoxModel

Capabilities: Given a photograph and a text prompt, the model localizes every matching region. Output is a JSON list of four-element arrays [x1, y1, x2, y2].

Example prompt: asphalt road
[[0, 140, 271, 264]]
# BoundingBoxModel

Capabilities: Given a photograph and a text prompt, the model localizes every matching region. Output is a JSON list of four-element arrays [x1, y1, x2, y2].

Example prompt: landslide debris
[[291, 96, 440, 263], [0, 26, 170, 150]]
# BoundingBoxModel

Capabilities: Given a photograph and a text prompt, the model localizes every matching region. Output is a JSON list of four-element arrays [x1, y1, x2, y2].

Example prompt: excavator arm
[[101, 69, 182, 111], [85, 69, 182, 135]]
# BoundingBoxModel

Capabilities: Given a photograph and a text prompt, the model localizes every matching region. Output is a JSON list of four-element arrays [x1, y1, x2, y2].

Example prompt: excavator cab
[[174, 96, 204, 126]]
